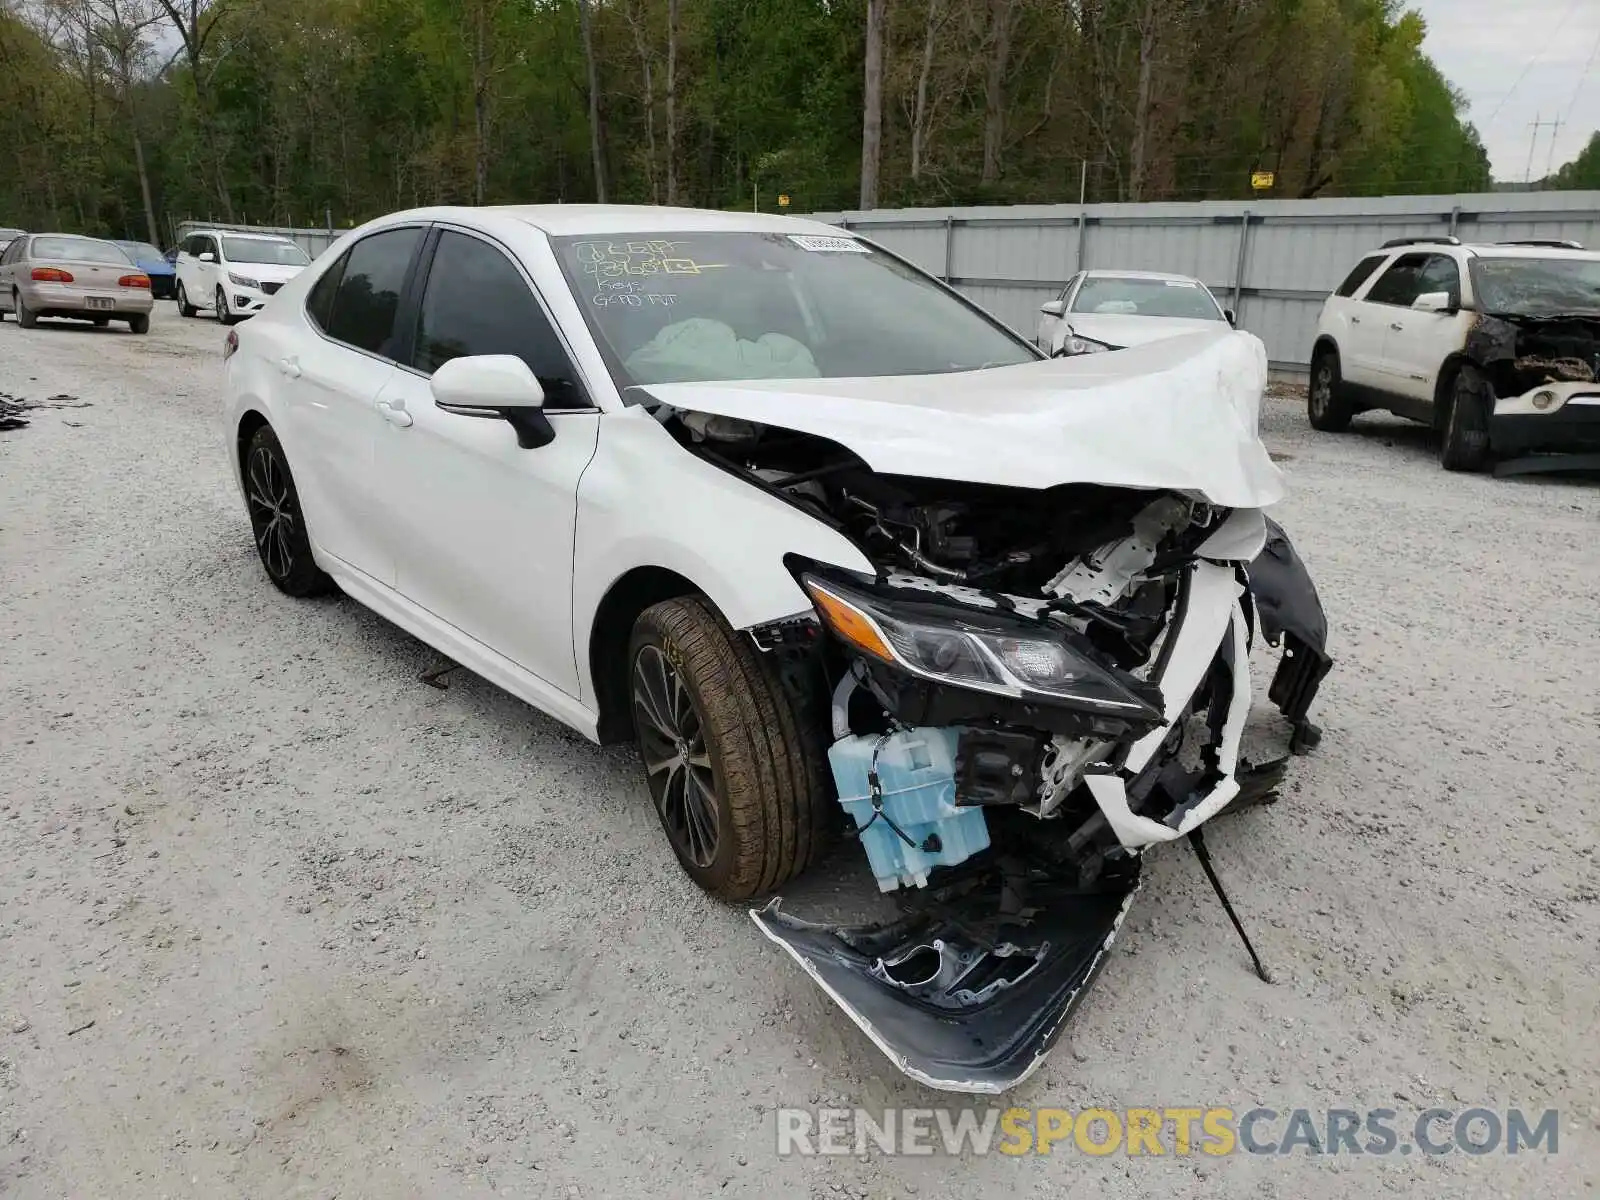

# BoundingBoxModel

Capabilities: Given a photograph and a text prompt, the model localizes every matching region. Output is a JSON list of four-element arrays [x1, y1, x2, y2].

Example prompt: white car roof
[[1461, 244, 1599, 260], [362, 204, 853, 240], [191, 230, 299, 242], [1081, 269, 1206, 283]]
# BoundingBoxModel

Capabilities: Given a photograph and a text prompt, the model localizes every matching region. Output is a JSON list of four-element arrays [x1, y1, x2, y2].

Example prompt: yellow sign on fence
[[1250, 171, 1275, 191]]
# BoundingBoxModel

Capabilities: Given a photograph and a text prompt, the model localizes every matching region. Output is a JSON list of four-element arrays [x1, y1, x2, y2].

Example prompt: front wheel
[[1440, 364, 1493, 472], [215, 286, 234, 326], [1307, 346, 1354, 431], [176, 282, 197, 318], [243, 424, 332, 597], [628, 597, 831, 900]]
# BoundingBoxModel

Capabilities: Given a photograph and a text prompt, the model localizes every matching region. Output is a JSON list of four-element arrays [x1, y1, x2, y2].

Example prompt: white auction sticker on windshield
[[1164, 279, 1199, 287], [788, 234, 869, 253]]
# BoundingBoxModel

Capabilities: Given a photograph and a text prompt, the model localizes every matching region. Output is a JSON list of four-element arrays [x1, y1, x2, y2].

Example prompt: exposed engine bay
[[653, 392, 1332, 1093]]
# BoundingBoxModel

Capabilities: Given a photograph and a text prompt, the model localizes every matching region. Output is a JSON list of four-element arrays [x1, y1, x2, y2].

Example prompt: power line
[[1479, 0, 1581, 130]]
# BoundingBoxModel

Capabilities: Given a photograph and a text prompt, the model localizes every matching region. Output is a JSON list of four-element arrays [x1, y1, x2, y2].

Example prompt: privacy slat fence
[[179, 191, 1600, 373], [810, 192, 1600, 372]]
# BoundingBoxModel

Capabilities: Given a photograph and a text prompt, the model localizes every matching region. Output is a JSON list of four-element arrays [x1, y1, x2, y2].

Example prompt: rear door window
[[323, 227, 423, 358], [1364, 253, 1430, 307]]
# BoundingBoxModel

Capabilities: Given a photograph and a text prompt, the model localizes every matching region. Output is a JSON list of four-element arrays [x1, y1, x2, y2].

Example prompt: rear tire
[[628, 596, 831, 900], [15, 291, 37, 329], [1307, 346, 1354, 432], [1440, 363, 1492, 472], [128, 313, 150, 335], [176, 282, 197, 319], [243, 424, 333, 597]]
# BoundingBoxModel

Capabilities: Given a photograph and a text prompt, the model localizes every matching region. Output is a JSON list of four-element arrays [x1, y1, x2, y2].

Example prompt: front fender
[[571, 408, 876, 698]]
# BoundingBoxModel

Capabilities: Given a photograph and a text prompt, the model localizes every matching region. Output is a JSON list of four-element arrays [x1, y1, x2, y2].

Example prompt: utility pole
[[1542, 116, 1565, 182], [1524, 113, 1561, 184]]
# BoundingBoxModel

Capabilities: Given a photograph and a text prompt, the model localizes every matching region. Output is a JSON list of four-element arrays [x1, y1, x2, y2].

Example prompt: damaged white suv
[[1310, 236, 1600, 471], [222, 205, 1332, 1093]]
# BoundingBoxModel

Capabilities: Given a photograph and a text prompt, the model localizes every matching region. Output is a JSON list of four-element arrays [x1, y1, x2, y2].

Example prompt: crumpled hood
[[1066, 312, 1227, 349], [638, 328, 1284, 508]]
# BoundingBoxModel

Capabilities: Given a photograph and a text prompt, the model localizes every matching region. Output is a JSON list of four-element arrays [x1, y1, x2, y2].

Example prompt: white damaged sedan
[[222, 205, 1332, 1093]]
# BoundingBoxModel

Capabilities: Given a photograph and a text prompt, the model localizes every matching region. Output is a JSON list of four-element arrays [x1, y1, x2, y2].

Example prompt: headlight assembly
[[228, 272, 260, 289], [803, 576, 1158, 715], [1063, 331, 1112, 355]]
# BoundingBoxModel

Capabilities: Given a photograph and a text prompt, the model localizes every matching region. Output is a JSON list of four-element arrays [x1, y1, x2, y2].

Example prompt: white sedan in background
[[1037, 269, 1235, 356]]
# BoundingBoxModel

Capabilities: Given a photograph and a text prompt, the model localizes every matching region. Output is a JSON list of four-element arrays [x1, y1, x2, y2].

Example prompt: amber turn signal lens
[[803, 580, 895, 663]]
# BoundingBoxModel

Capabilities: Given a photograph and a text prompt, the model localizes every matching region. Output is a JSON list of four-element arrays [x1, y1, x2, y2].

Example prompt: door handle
[[376, 399, 413, 428], [1389, 322, 1404, 332], [279, 356, 301, 379], [1350, 316, 1361, 325]]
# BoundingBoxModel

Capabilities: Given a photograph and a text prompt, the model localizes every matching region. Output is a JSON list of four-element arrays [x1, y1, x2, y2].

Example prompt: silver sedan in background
[[0, 233, 154, 334]]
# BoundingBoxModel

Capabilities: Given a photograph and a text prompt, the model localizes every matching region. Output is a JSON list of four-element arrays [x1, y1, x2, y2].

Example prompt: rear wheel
[[628, 596, 831, 900], [15, 290, 37, 329], [128, 313, 150, 335], [243, 424, 332, 597], [1307, 346, 1354, 432], [176, 282, 197, 318], [1440, 363, 1493, 472]]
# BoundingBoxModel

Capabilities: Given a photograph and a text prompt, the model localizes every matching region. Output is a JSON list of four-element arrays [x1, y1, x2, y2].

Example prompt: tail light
[[31, 267, 73, 283], [118, 273, 151, 289], [223, 328, 238, 361]]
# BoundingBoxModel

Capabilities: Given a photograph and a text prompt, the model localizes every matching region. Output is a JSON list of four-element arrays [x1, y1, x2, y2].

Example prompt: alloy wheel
[[1310, 364, 1332, 418], [216, 287, 229, 324], [632, 644, 720, 868], [245, 445, 295, 580]]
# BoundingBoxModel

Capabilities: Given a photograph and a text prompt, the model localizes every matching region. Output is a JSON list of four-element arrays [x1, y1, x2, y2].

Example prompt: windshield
[[550, 231, 1036, 388], [31, 236, 131, 264], [223, 237, 310, 266], [1470, 256, 1600, 316], [1070, 276, 1222, 319], [118, 241, 164, 261]]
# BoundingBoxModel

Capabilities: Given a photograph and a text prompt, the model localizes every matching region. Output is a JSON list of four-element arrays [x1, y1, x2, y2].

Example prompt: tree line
[[0, 0, 1536, 244]]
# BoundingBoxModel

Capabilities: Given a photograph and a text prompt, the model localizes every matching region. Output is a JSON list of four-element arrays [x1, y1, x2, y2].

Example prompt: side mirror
[[1412, 291, 1453, 313], [198, 251, 216, 263], [1223, 308, 1237, 326], [430, 354, 554, 449], [1039, 299, 1065, 317]]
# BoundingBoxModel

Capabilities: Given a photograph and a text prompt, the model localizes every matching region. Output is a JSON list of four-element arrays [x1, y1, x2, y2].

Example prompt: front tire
[[628, 597, 831, 900], [215, 286, 234, 326], [1307, 345, 1354, 432], [1440, 364, 1492, 472], [243, 424, 332, 597], [176, 282, 196, 318]]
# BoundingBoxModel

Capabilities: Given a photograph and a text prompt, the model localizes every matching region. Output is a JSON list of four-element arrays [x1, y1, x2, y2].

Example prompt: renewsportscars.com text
[[775, 1106, 1560, 1158]]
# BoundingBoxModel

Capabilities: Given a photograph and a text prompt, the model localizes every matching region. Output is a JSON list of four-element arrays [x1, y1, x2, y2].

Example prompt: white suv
[[175, 230, 311, 324], [1308, 236, 1600, 471]]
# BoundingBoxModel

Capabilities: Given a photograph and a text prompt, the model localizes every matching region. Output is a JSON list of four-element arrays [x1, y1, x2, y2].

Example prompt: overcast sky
[[1409, 0, 1600, 181]]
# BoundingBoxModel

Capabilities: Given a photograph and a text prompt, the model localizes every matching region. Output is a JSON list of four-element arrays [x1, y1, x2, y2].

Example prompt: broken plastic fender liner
[[1087, 600, 1253, 849], [1124, 561, 1239, 774]]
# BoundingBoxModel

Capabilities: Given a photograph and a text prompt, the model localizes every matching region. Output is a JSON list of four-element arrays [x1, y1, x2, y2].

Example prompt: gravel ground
[[1, 310, 1596, 1199]]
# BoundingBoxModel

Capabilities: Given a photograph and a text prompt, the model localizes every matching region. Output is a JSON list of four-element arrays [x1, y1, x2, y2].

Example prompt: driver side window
[[1364, 253, 1430, 307]]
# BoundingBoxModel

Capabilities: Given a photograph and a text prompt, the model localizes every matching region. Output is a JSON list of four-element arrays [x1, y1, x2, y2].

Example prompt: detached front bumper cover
[[751, 860, 1139, 1094]]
